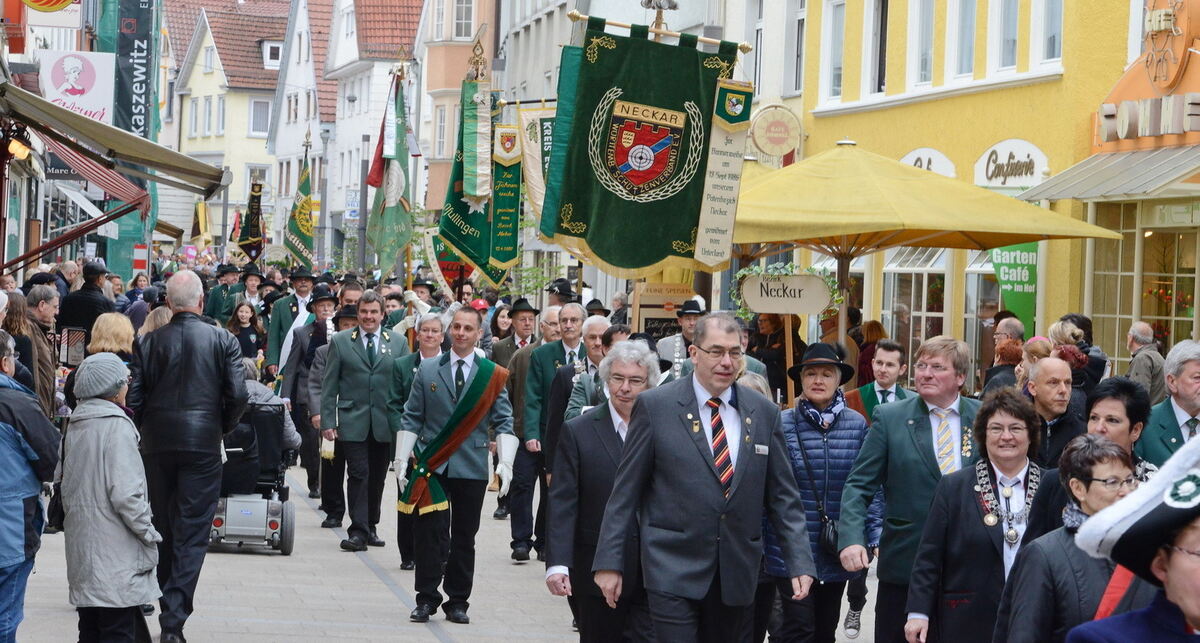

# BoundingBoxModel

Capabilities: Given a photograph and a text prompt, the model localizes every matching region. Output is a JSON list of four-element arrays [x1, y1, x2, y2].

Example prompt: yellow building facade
[[731, 0, 1140, 382], [176, 10, 286, 227]]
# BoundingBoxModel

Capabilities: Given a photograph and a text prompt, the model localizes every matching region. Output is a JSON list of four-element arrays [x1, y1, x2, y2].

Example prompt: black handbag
[[45, 430, 66, 532], [795, 416, 840, 556]]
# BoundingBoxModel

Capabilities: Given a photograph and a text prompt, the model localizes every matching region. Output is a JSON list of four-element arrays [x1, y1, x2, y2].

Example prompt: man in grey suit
[[395, 306, 517, 625], [593, 313, 815, 641], [279, 286, 337, 496], [490, 298, 539, 368]]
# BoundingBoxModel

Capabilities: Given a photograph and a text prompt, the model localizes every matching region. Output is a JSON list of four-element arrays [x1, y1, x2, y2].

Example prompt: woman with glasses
[[992, 434, 1156, 642], [905, 388, 1058, 643]]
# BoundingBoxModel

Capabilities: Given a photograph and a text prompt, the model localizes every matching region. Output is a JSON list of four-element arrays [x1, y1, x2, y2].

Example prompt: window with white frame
[[247, 165, 269, 193], [864, 0, 888, 94], [435, 105, 447, 157], [998, 0, 1019, 69], [1128, 0, 1147, 64], [249, 99, 271, 137], [747, 0, 764, 90], [188, 97, 198, 136], [823, 0, 846, 100], [344, 8, 355, 37], [217, 96, 225, 134], [785, 0, 806, 94], [203, 96, 212, 135], [297, 32, 303, 63], [1038, 0, 1063, 62], [910, 0, 934, 85], [203, 46, 214, 73], [948, 0, 976, 77], [433, 0, 445, 40], [454, 0, 473, 39], [263, 42, 282, 69], [165, 80, 175, 122]]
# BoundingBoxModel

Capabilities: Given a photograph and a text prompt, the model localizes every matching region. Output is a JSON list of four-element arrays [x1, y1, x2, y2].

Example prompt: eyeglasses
[[985, 425, 1028, 436], [1168, 545, 1200, 559], [694, 345, 743, 361], [1080, 475, 1139, 491], [608, 375, 647, 388]]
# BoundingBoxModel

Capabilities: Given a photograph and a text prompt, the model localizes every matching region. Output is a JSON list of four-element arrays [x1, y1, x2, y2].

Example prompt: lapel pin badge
[[744, 434, 751, 443], [692, 421, 700, 433], [431, 383, 438, 392]]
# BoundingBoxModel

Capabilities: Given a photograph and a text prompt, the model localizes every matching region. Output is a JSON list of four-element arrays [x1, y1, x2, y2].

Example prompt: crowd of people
[[2, 254, 1200, 643]]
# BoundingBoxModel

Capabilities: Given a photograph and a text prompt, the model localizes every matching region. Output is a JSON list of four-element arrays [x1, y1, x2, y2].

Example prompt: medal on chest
[[974, 459, 1040, 545]]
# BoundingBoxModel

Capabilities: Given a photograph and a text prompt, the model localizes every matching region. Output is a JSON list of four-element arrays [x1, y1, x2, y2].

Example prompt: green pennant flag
[[541, 17, 740, 277], [489, 124, 521, 270], [285, 156, 315, 267], [438, 79, 507, 288], [367, 76, 414, 272], [238, 182, 265, 261]]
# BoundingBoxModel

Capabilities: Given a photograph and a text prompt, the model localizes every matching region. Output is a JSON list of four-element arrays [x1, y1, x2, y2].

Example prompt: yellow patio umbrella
[[732, 140, 1121, 343]]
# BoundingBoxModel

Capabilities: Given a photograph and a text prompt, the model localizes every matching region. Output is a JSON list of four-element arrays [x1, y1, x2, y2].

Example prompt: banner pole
[[784, 314, 795, 409], [566, 10, 753, 53]]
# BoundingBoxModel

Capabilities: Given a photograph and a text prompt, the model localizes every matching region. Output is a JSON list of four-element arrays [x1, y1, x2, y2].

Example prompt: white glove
[[496, 433, 519, 497], [403, 291, 432, 315], [394, 431, 419, 489], [393, 314, 416, 334]]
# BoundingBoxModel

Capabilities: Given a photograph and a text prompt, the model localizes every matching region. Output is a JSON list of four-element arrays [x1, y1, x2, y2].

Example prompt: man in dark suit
[[57, 261, 114, 348], [838, 336, 981, 643], [546, 339, 657, 642], [279, 285, 337, 496], [593, 313, 815, 642], [265, 267, 316, 377], [1027, 356, 1085, 467], [320, 292, 408, 551], [1136, 339, 1200, 467], [542, 315, 611, 480], [309, 306, 359, 527], [844, 338, 912, 424], [518, 302, 585, 559], [564, 324, 633, 422]]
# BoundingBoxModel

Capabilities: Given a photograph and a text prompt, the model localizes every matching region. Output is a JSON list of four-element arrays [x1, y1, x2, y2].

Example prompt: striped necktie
[[933, 408, 956, 474], [707, 397, 733, 497], [1187, 418, 1199, 440]]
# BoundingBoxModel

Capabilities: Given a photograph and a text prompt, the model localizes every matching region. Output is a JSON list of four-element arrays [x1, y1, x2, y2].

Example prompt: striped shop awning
[[41, 135, 150, 215]]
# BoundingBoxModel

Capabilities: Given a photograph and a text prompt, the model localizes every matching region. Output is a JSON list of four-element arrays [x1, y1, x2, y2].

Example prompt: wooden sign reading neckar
[[741, 274, 831, 315]]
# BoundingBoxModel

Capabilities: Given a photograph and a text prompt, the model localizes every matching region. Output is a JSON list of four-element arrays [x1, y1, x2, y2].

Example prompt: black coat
[[543, 362, 592, 474], [982, 364, 1017, 395], [128, 312, 248, 454], [993, 526, 1157, 643], [57, 283, 114, 346], [907, 463, 1057, 643], [1037, 410, 1086, 469], [546, 404, 643, 599]]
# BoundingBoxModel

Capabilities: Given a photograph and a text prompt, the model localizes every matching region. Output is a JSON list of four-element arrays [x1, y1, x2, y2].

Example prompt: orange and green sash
[[398, 359, 508, 514]]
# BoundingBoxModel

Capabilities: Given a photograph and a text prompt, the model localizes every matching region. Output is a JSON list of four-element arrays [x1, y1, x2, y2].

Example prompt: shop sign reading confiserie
[[973, 139, 1048, 189], [741, 274, 831, 315]]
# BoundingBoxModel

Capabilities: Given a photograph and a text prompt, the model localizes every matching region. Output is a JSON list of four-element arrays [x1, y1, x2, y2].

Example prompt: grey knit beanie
[[74, 352, 130, 400]]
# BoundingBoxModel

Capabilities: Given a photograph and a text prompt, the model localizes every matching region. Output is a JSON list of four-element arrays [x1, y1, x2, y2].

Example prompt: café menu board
[[631, 282, 697, 341]]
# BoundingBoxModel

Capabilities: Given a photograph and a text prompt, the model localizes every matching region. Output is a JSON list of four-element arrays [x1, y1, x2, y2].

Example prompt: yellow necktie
[[934, 408, 956, 474]]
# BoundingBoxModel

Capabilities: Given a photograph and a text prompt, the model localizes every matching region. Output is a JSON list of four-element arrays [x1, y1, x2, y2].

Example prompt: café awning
[[0, 81, 229, 198], [1017, 145, 1200, 202]]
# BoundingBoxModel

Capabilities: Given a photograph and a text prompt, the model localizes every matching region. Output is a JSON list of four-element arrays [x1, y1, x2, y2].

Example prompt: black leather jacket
[[129, 311, 248, 454]]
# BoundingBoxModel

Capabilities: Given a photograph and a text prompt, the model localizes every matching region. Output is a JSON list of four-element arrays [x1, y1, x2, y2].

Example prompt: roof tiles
[[355, 0, 422, 60], [205, 10, 289, 90]]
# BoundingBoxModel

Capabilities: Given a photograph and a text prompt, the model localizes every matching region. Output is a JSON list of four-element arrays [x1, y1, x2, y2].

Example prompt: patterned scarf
[[800, 388, 846, 430], [1062, 500, 1088, 532]]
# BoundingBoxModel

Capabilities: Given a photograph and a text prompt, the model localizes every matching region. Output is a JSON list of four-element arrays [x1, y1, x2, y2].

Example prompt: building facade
[[721, 0, 1136, 386]]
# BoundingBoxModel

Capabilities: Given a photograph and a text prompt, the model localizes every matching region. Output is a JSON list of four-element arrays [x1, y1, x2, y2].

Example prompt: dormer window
[[263, 41, 283, 69]]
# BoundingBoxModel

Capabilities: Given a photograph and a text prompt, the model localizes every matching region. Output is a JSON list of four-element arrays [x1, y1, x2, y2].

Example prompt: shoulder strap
[[792, 414, 830, 521], [1093, 565, 1135, 620]]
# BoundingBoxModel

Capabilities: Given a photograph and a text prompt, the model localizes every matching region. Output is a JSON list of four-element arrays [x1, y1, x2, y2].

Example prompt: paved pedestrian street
[[21, 470, 877, 642]]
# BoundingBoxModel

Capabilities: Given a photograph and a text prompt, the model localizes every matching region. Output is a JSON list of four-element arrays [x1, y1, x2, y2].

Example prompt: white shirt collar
[[928, 395, 962, 415], [562, 339, 582, 358], [877, 383, 897, 394], [692, 374, 733, 407], [991, 460, 1030, 488], [1171, 397, 1199, 429], [607, 400, 629, 440], [450, 349, 476, 372]]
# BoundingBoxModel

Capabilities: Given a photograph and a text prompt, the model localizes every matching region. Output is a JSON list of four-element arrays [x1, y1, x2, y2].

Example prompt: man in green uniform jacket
[[265, 267, 316, 376], [203, 264, 244, 326]]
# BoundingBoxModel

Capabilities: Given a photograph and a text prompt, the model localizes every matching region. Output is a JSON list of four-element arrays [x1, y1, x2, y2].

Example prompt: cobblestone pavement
[[20, 469, 877, 642]]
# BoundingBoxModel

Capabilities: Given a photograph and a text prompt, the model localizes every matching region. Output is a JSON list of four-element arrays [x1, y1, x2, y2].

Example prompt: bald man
[[1026, 357, 1086, 467]]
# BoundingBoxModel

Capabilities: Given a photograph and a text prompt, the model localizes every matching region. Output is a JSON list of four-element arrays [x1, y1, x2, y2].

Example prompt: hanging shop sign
[[114, 0, 154, 138], [900, 147, 956, 178], [749, 105, 802, 158], [26, 0, 82, 28], [991, 243, 1038, 336], [630, 282, 697, 340], [739, 274, 832, 316], [39, 50, 115, 124], [974, 139, 1048, 189]]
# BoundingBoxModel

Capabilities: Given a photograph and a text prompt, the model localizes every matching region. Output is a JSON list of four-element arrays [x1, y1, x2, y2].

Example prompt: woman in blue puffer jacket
[[760, 343, 883, 643]]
